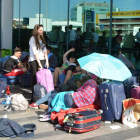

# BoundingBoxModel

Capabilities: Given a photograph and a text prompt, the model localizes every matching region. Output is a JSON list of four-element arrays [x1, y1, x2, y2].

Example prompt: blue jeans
[[59, 73, 66, 84], [46, 93, 77, 115], [59, 73, 74, 84], [64, 93, 77, 108], [47, 93, 58, 114], [35, 90, 58, 105]]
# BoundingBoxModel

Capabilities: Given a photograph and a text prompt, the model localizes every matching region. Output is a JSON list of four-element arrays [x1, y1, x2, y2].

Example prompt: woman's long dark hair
[[32, 24, 46, 50]]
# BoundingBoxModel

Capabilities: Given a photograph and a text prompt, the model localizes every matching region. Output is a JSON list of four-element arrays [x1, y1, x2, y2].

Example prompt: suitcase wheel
[[21, 83, 25, 87], [111, 121, 114, 123]]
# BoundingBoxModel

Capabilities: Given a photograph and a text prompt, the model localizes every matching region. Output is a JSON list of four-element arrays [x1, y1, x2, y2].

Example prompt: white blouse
[[29, 36, 47, 62]]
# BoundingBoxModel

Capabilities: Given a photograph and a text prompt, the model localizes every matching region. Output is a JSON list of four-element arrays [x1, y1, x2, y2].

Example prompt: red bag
[[51, 104, 101, 125], [6, 86, 10, 95]]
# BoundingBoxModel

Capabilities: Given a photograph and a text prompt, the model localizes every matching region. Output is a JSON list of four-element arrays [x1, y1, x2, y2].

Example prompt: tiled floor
[[0, 86, 140, 140]]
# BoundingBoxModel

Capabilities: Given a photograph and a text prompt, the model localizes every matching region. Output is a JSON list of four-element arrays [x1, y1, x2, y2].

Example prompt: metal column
[[66, 0, 70, 51], [109, 0, 113, 54], [18, 0, 21, 45], [39, 0, 41, 24]]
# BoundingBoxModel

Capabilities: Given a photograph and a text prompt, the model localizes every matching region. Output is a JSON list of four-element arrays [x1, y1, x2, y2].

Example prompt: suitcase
[[7, 76, 17, 85], [36, 69, 54, 93], [19, 73, 31, 87], [64, 109, 101, 133], [131, 86, 140, 99], [0, 74, 8, 83], [123, 76, 140, 99], [99, 82, 126, 121]]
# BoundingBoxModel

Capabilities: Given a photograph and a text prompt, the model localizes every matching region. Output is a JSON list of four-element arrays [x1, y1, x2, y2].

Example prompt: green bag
[[74, 74, 82, 81], [1, 49, 12, 57]]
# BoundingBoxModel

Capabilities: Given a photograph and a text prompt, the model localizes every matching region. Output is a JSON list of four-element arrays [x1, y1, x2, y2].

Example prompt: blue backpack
[[0, 118, 36, 138], [0, 79, 8, 98]]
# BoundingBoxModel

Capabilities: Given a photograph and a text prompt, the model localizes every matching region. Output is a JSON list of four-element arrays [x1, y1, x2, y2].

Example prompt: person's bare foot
[[39, 104, 48, 110]]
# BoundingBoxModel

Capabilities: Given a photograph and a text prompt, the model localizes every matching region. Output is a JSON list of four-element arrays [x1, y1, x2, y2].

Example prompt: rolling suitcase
[[19, 73, 31, 87], [131, 86, 140, 99], [64, 109, 101, 133], [36, 69, 54, 93], [99, 82, 126, 121], [123, 76, 140, 99]]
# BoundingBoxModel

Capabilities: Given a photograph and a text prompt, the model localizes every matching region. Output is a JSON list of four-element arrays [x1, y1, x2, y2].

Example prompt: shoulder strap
[[48, 53, 53, 59], [19, 123, 37, 138]]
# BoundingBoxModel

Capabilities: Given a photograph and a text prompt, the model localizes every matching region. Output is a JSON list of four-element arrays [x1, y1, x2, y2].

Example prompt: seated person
[[54, 48, 78, 87], [38, 79, 100, 121], [45, 46, 58, 72], [3, 47, 27, 76], [60, 47, 76, 72], [54, 64, 81, 87]]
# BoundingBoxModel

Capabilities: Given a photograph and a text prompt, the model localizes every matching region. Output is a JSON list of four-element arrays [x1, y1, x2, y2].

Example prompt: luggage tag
[[63, 116, 69, 123], [105, 89, 108, 93]]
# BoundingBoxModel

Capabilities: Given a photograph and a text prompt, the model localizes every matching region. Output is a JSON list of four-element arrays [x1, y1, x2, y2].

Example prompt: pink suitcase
[[36, 69, 54, 93], [131, 86, 140, 99]]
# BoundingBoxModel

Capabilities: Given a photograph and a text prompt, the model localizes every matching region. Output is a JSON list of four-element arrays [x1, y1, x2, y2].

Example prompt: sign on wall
[[107, 10, 140, 17]]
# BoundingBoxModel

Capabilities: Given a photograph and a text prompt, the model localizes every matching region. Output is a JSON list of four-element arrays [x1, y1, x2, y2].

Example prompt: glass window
[[114, 0, 140, 69], [69, 0, 111, 57], [13, 0, 39, 51], [44, 0, 68, 65]]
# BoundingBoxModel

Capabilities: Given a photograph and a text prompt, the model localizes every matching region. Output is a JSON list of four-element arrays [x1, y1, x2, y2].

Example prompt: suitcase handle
[[104, 94, 108, 110]]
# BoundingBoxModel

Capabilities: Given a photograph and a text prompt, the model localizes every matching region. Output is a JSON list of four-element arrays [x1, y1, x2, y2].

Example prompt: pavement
[[0, 85, 140, 140]]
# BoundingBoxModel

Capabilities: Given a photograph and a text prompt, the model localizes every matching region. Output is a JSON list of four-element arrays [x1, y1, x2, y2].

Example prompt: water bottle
[[5, 95, 11, 105]]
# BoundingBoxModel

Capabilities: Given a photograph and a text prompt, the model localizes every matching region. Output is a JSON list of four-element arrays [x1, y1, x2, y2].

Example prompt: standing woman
[[29, 24, 49, 103]]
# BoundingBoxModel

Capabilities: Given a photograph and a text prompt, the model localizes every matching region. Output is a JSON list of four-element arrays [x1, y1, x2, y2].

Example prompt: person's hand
[[38, 63, 43, 70], [45, 62, 49, 69], [69, 48, 75, 52]]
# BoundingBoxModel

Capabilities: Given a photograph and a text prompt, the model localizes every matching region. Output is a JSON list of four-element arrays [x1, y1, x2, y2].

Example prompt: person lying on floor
[[38, 78, 100, 121], [3, 46, 27, 76], [29, 79, 78, 109]]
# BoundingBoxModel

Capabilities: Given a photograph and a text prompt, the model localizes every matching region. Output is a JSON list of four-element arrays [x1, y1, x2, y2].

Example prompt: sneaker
[[29, 103, 38, 109], [39, 113, 47, 118], [38, 114, 51, 122], [39, 104, 48, 110], [4, 105, 11, 111]]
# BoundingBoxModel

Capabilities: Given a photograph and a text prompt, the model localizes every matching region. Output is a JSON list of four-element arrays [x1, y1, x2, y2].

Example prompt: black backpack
[[0, 118, 36, 138]]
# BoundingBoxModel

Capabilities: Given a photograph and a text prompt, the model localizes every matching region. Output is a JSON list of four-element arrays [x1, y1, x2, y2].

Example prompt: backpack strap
[[48, 53, 53, 60], [19, 123, 37, 138]]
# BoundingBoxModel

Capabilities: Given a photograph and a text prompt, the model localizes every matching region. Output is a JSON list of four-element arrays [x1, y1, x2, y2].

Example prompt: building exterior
[[98, 10, 140, 36], [71, 2, 119, 23], [13, 14, 83, 32]]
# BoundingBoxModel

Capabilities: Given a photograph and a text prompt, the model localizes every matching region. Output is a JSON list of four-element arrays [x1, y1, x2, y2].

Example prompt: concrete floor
[[0, 86, 140, 140]]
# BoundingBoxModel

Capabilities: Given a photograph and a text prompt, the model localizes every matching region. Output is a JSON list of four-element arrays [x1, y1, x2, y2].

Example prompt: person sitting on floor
[[45, 46, 58, 72], [54, 47, 79, 87], [60, 47, 76, 72], [54, 63, 82, 88], [3, 47, 27, 76]]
